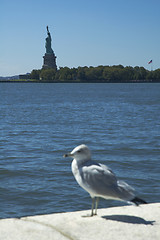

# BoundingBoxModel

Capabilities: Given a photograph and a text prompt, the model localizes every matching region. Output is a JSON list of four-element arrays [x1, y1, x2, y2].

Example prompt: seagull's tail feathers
[[117, 181, 147, 205], [131, 197, 147, 206]]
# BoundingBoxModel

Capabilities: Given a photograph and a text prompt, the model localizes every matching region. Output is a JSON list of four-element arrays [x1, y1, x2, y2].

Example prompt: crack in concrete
[[20, 217, 77, 240]]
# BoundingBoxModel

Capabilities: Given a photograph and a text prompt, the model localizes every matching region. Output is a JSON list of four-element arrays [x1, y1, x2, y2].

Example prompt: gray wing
[[81, 161, 135, 200], [81, 161, 118, 197]]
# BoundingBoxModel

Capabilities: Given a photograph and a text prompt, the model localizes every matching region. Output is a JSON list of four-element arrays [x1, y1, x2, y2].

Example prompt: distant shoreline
[[1, 64, 160, 83], [0, 79, 158, 83]]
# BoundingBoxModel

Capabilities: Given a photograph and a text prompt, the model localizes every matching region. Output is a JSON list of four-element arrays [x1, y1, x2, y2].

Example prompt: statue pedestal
[[42, 53, 57, 69]]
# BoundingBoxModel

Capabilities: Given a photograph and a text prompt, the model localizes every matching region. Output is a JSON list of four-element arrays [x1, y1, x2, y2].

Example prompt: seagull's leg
[[95, 197, 99, 215], [91, 198, 95, 216]]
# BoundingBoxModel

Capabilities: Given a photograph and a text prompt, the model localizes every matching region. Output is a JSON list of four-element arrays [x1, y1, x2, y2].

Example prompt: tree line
[[29, 65, 160, 83]]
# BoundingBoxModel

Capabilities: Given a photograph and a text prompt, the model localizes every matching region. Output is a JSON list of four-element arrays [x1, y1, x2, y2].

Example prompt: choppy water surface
[[0, 83, 159, 218]]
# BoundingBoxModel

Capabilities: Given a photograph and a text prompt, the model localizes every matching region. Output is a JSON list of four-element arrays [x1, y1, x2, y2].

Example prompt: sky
[[0, 0, 160, 76]]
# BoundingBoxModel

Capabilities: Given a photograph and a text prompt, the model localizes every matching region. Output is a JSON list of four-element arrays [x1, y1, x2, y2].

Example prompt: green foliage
[[30, 69, 41, 79], [40, 69, 57, 81], [29, 66, 160, 82]]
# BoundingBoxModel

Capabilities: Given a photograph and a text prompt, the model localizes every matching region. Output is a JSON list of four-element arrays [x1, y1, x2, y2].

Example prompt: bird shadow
[[102, 215, 155, 225]]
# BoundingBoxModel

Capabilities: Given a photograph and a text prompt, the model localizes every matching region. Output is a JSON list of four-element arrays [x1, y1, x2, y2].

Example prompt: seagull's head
[[64, 144, 91, 162]]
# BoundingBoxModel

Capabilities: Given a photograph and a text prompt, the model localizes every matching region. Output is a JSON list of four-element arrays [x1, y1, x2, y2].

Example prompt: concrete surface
[[0, 203, 159, 240]]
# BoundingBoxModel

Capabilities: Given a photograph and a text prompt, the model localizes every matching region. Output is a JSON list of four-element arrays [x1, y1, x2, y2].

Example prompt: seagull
[[64, 144, 147, 216]]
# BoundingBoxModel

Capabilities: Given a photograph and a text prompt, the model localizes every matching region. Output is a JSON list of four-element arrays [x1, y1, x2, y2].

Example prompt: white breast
[[71, 159, 96, 197], [71, 159, 83, 186]]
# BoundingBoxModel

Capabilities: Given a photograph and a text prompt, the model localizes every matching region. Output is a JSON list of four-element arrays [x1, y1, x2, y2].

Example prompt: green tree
[[134, 66, 147, 80], [121, 66, 134, 82], [58, 67, 74, 81], [77, 67, 87, 81], [30, 69, 41, 79], [40, 69, 57, 81], [151, 69, 160, 82]]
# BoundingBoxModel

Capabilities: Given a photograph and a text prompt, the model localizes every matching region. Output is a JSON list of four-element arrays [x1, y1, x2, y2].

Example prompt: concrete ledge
[[0, 203, 159, 240]]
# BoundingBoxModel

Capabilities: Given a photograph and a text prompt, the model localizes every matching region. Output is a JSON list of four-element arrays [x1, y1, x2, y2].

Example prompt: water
[[0, 83, 159, 218]]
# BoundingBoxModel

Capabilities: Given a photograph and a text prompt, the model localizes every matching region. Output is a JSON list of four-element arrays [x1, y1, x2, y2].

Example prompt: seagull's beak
[[63, 152, 73, 158]]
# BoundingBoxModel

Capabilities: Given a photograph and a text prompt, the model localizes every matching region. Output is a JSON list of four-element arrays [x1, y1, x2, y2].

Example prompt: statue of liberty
[[45, 26, 54, 54], [42, 26, 57, 69]]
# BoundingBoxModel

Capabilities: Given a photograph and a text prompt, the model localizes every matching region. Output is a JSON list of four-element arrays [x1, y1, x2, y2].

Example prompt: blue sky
[[0, 0, 160, 76]]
